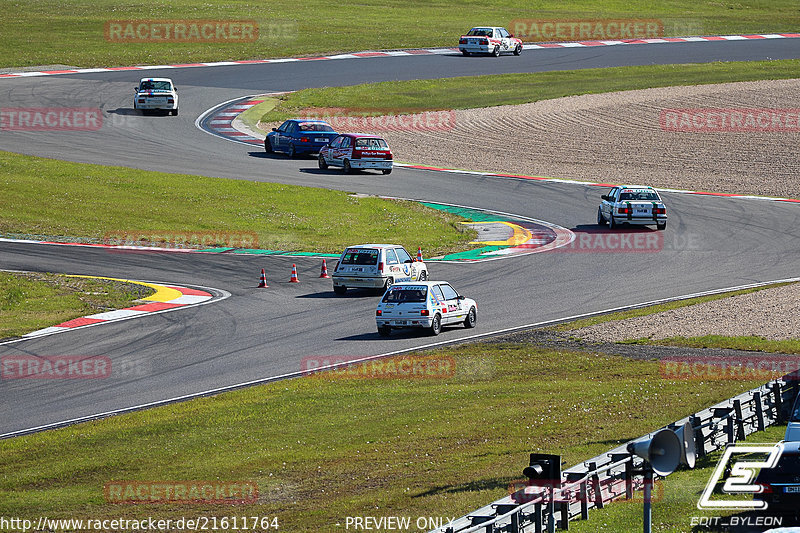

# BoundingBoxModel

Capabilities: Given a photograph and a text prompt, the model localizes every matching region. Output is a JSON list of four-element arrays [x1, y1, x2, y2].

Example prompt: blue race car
[[264, 119, 337, 157]]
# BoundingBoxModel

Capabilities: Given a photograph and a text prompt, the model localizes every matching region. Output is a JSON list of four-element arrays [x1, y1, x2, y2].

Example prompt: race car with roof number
[[332, 244, 426, 294], [133, 78, 178, 115], [597, 185, 667, 230], [459, 27, 523, 57], [376, 281, 477, 337]]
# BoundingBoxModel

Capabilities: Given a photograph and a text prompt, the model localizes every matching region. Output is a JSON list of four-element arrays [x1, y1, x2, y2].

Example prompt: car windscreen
[[298, 122, 335, 132], [340, 249, 379, 265], [467, 28, 492, 36], [381, 286, 427, 303], [355, 138, 388, 149], [619, 190, 660, 201], [142, 81, 172, 91]]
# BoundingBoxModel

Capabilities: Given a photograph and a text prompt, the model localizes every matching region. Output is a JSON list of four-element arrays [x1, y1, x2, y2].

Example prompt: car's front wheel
[[597, 207, 606, 226], [418, 270, 427, 281], [429, 314, 442, 336], [287, 144, 296, 158], [265, 138, 273, 153], [608, 216, 617, 230], [492, 46, 500, 57], [464, 307, 477, 328], [343, 159, 353, 173], [378, 326, 391, 337], [171, 109, 178, 116], [513, 44, 522, 56], [318, 154, 328, 169]]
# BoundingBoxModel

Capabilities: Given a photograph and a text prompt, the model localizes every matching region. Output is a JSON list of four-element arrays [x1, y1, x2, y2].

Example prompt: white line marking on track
[[4, 277, 797, 439]]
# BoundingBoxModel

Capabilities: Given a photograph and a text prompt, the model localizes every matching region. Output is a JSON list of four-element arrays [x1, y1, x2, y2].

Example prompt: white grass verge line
[[1, 34, 798, 79], [3, 276, 798, 440], [396, 163, 800, 204], [0, 272, 230, 347]]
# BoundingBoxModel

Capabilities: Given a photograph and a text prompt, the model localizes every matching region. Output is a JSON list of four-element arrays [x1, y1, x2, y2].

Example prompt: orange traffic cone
[[319, 259, 331, 278], [290, 264, 300, 283], [258, 268, 268, 288], [416, 247, 423, 262]]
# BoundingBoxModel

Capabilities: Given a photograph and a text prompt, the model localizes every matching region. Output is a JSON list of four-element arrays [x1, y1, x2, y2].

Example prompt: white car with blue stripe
[[376, 281, 477, 336], [332, 244, 427, 295]]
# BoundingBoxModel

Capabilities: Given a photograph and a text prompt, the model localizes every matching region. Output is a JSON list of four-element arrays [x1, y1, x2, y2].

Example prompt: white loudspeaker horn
[[626, 429, 682, 476], [674, 421, 697, 469]]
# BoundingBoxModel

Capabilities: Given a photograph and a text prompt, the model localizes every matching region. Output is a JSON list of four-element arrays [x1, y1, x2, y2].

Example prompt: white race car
[[598, 185, 667, 230], [133, 78, 179, 115], [376, 281, 477, 337], [458, 27, 523, 57], [332, 244, 427, 294]]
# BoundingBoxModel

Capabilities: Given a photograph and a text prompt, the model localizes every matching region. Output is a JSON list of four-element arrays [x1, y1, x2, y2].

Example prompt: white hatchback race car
[[458, 27, 523, 57], [376, 281, 477, 337], [332, 244, 427, 294], [133, 78, 179, 115], [597, 185, 667, 230]]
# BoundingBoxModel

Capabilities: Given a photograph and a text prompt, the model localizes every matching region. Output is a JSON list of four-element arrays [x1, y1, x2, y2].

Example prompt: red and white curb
[[401, 164, 800, 205], [1, 34, 798, 79], [197, 95, 269, 146], [8, 275, 229, 344]]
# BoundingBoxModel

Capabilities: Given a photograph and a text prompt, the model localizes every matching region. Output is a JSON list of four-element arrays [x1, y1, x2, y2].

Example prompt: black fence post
[[754, 391, 765, 432], [733, 399, 745, 441], [588, 462, 604, 509], [773, 382, 784, 423]]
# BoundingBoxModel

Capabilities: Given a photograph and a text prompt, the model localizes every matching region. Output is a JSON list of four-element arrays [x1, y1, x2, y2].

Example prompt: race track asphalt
[[1, 39, 799, 435]]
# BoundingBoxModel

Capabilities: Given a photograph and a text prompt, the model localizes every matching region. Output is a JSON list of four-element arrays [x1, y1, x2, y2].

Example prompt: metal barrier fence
[[432, 377, 799, 533]]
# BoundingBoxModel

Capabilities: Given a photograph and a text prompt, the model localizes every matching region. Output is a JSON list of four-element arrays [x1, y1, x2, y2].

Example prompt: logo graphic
[[697, 443, 784, 510]]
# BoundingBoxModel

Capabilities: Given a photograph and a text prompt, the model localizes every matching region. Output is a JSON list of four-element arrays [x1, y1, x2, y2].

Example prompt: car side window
[[330, 136, 342, 148], [286, 122, 296, 134], [385, 249, 398, 264], [277, 121, 289, 132], [395, 247, 412, 263], [431, 285, 445, 302], [499, 28, 509, 38], [607, 188, 618, 201], [440, 284, 459, 300], [341, 137, 351, 148]]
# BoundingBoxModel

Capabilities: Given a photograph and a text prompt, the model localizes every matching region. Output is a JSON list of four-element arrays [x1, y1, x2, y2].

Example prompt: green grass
[[627, 335, 800, 355], [569, 424, 789, 532], [2, 1, 799, 68], [554, 283, 795, 332], [0, 342, 765, 531], [0, 151, 474, 255], [262, 60, 800, 122], [0, 272, 154, 339]]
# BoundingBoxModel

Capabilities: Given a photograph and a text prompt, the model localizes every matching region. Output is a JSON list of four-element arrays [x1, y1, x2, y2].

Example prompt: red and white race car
[[459, 27, 523, 57], [318, 133, 393, 174]]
